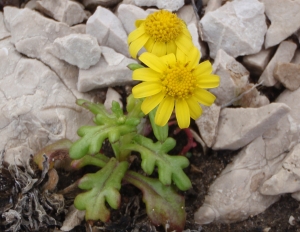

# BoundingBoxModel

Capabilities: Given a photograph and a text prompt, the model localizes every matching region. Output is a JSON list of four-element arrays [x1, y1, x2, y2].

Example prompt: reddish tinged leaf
[[124, 171, 186, 231]]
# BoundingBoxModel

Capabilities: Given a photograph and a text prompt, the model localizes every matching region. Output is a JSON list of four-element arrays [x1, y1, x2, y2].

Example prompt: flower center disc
[[162, 63, 196, 99], [144, 10, 183, 43]]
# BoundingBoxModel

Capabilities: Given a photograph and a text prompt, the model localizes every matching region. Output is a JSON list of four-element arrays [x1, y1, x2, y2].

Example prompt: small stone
[[77, 47, 136, 92], [262, 0, 300, 48], [243, 48, 274, 76], [187, 22, 201, 53], [116, 4, 148, 34], [200, 0, 267, 58], [274, 63, 300, 91], [49, 34, 101, 70], [210, 49, 249, 106], [177, 4, 197, 25], [195, 104, 221, 148], [86, 6, 129, 57], [205, 0, 222, 14], [258, 41, 297, 87], [291, 49, 300, 64], [260, 143, 300, 195], [104, 88, 123, 112], [212, 103, 290, 150], [134, 0, 184, 11], [36, 0, 87, 26]]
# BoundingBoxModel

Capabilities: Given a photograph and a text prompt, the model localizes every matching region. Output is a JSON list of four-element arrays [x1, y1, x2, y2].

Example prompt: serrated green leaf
[[124, 171, 186, 231], [74, 158, 128, 222], [123, 135, 191, 191], [71, 153, 109, 169]]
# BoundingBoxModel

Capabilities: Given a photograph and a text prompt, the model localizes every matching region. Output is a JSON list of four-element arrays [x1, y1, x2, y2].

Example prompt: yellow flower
[[131, 47, 220, 129], [128, 10, 194, 59]]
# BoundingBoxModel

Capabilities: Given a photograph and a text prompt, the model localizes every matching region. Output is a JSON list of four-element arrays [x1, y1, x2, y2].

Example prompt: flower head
[[131, 47, 220, 129], [128, 10, 194, 58]]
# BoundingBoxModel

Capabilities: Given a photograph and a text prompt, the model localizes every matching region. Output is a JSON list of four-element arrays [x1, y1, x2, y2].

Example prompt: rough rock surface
[[0, 38, 93, 165], [195, 136, 284, 224], [262, 0, 300, 48], [49, 34, 101, 70], [82, 0, 122, 8], [200, 0, 267, 58], [86, 6, 129, 57], [195, 104, 221, 148], [134, 0, 184, 11], [77, 46, 136, 92], [212, 103, 290, 150], [36, 0, 87, 26], [3, 6, 90, 100], [274, 62, 300, 91], [0, 12, 10, 40], [116, 4, 148, 34], [258, 41, 297, 87]]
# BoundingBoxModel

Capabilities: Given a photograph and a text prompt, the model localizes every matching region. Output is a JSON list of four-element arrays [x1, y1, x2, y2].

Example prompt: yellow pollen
[[162, 63, 196, 99], [144, 10, 183, 43]]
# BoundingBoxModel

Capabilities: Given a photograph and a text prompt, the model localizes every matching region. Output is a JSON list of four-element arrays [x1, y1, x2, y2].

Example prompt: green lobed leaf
[[124, 171, 186, 231], [122, 135, 192, 191], [71, 153, 109, 169], [74, 158, 128, 222]]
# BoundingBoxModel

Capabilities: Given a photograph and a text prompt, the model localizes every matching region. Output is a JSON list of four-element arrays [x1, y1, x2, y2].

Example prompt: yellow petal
[[141, 92, 165, 114], [155, 96, 174, 126], [160, 53, 176, 66], [176, 47, 187, 64], [174, 33, 194, 56], [139, 52, 167, 73], [129, 33, 149, 59], [152, 41, 167, 57], [133, 68, 161, 82], [166, 40, 177, 54], [144, 37, 155, 52], [127, 24, 146, 44], [197, 74, 220, 88], [193, 88, 216, 106], [132, 82, 162, 98], [186, 97, 202, 120], [135, 19, 145, 28], [187, 46, 200, 70], [175, 99, 190, 128], [193, 60, 213, 77]]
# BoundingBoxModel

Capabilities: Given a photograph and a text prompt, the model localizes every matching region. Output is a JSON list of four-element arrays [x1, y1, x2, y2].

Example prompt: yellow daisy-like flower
[[131, 47, 220, 129], [128, 10, 194, 58]]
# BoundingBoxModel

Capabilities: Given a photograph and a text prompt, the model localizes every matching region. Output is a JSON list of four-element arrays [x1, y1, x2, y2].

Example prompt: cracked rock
[[86, 6, 129, 57], [200, 0, 267, 59], [77, 46, 136, 92], [49, 34, 101, 70], [262, 0, 300, 48], [258, 40, 297, 87], [274, 63, 300, 91], [212, 103, 290, 150], [36, 0, 87, 26]]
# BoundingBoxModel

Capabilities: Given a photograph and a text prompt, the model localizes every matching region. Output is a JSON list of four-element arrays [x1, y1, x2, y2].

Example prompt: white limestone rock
[[49, 34, 101, 70], [195, 136, 284, 224], [242, 48, 274, 76], [77, 46, 137, 92], [177, 4, 197, 25], [258, 41, 297, 87], [205, 0, 222, 14], [210, 49, 249, 106], [260, 143, 300, 195], [134, 0, 184, 11], [196, 104, 221, 148], [187, 23, 201, 54], [86, 6, 129, 57], [262, 0, 300, 48], [36, 0, 87, 26], [212, 103, 290, 150], [116, 4, 148, 34], [200, 0, 267, 59], [274, 63, 300, 91], [0, 12, 10, 40], [292, 49, 300, 64], [3, 6, 90, 100], [0, 38, 93, 165], [104, 87, 123, 112]]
